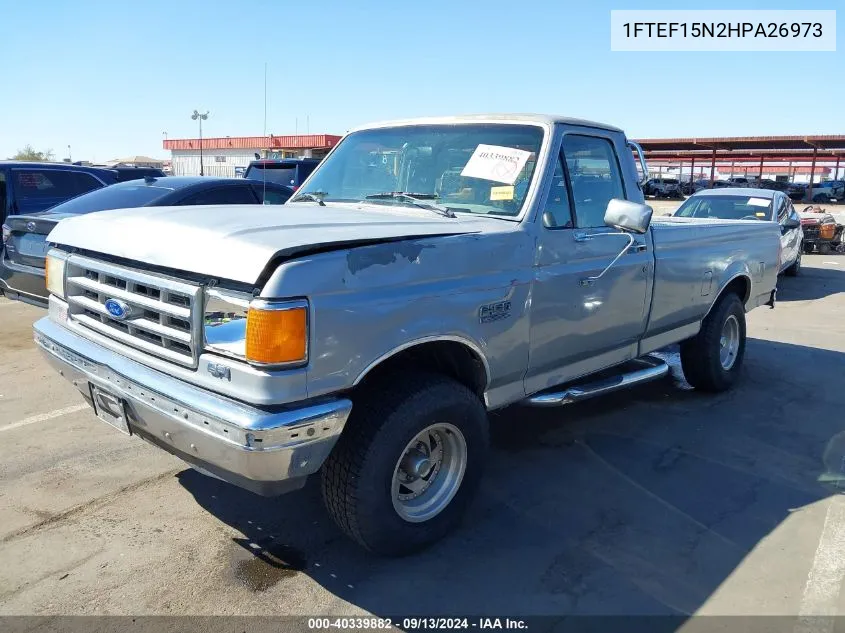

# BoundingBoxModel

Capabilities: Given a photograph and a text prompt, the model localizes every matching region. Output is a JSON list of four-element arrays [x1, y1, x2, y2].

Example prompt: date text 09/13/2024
[[307, 618, 528, 630]]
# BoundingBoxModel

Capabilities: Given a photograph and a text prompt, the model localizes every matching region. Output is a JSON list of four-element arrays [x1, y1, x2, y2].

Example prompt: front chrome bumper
[[33, 316, 352, 496]]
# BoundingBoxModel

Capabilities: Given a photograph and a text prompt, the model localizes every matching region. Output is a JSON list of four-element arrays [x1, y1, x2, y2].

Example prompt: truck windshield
[[293, 123, 545, 218], [674, 195, 773, 221]]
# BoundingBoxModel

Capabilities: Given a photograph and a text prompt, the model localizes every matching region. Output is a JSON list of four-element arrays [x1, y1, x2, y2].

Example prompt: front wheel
[[680, 293, 746, 392], [321, 372, 489, 556]]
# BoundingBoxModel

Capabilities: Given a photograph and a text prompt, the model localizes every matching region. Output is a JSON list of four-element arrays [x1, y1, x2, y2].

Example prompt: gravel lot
[[1, 256, 844, 618]]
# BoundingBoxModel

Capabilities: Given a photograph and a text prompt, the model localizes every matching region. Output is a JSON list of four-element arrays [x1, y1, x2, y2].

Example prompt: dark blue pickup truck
[[0, 162, 118, 225]]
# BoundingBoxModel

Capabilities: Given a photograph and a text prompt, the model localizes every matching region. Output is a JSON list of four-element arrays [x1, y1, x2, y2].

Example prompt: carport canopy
[[633, 135, 845, 198]]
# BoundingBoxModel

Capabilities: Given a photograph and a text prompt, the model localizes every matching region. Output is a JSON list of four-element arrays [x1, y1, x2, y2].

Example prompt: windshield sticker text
[[461, 145, 531, 185], [490, 185, 515, 201]]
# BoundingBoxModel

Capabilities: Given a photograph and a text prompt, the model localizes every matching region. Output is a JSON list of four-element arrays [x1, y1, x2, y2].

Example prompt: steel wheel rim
[[391, 423, 467, 523], [719, 314, 740, 370]]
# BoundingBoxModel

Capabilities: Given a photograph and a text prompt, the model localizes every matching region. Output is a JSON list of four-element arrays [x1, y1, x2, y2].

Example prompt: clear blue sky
[[1, 0, 840, 162]]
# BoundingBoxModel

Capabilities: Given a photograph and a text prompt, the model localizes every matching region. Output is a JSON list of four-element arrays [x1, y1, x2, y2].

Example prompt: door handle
[[628, 243, 647, 254]]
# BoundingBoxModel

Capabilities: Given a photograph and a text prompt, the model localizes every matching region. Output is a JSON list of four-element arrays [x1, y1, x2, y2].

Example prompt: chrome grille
[[65, 255, 202, 368]]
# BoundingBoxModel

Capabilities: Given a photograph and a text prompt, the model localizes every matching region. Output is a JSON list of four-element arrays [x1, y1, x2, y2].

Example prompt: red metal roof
[[163, 134, 342, 151]]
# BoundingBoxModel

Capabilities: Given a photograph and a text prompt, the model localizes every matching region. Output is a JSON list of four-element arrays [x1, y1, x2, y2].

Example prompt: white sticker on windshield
[[460, 144, 531, 185], [747, 197, 770, 207]]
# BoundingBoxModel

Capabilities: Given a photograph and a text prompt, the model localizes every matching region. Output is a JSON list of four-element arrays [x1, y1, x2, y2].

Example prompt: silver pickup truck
[[34, 115, 780, 555]]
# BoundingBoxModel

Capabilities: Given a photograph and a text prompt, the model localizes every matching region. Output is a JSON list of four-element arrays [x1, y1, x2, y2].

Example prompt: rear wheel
[[321, 372, 489, 556], [819, 242, 832, 255], [680, 293, 746, 392]]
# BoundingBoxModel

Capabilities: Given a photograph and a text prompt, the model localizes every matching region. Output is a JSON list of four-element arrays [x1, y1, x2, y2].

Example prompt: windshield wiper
[[290, 191, 327, 206], [364, 192, 456, 218]]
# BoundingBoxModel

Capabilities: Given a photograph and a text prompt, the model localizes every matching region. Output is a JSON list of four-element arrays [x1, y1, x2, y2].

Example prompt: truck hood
[[46, 202, 502, 284]]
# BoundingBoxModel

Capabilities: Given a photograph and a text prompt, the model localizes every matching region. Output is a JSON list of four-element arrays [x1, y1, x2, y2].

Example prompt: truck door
[[525, 130, 652, 395]]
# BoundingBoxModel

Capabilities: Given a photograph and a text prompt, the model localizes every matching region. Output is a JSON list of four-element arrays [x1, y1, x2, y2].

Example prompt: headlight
[[45, 250, 68, 299], [1, 224, 10, 245], [204, 291, 308, 368]]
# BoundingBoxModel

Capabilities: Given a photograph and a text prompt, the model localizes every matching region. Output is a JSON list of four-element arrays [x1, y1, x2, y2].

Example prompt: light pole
[[191, 110, 209, 176]]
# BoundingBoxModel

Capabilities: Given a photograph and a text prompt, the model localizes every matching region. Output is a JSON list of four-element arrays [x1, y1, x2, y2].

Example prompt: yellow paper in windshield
[[490, 185, 515, 201], [755, 212, 766, 217]]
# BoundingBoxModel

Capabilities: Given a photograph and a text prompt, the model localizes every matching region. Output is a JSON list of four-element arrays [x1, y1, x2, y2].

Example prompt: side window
[[181, 186, 258, 205], [12, 169, 84, 201], [774, 195, 787, 223], [787, 200, 799, 222], [543, 154, 573, 228], [252, 184, 292, 205], [561, 135, 625, 228]]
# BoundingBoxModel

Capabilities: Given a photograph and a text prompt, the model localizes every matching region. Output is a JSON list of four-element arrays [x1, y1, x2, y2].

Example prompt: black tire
[[804, 242, 815, 254], [784, 249, 801, 277], [680, 293, 746, 393], [321, 371, 489, 556], [819, 242, 832, 255]]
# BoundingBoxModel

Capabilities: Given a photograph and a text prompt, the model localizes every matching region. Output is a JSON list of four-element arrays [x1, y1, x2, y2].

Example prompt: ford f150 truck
[[33, 115, 780, 555]]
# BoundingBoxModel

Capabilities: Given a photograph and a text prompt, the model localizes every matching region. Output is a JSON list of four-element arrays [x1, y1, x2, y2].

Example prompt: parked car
[[756, 179, 791, 192], [673, 188, 803, 276], [243, 157, 321, 189], [807, 180, 845, 203], [680, 180, 697, 195], [1, 176, 293, 306], [726, 177, 758, 188], [786, 182, 807, 201], [34, 114, 780, 555], [643, 177, 683, 198], [109, 166, 167, 182], [0, 162, 117, 225], [799, 205, 839, 254], [693, 179, 735, 192]]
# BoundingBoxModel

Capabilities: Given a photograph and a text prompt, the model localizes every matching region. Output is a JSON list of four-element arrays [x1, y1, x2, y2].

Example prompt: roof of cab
[[349, 114, 624, 134]]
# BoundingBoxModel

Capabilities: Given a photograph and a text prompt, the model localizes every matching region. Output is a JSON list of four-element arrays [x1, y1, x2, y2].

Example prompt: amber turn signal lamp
[[245, 303, 308, 366]]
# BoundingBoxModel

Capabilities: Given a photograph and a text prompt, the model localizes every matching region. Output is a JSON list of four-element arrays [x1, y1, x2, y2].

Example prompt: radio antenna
[[262, 62, 267, 202]]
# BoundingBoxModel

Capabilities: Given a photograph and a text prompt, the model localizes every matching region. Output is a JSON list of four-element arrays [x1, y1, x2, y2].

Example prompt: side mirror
[[783, 217, 801, 229], [604, 198, 653, 234]]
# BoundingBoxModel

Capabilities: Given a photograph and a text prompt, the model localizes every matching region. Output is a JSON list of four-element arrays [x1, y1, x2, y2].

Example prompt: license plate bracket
[[90, 384, 131, 435]]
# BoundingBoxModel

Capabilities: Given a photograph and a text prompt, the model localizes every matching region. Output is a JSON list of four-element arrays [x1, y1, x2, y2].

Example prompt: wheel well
[[720, 275, 751, 306], [356, 341, 488, 398]]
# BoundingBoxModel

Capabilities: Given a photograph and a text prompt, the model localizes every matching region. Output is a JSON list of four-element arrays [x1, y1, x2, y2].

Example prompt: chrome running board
[[524, 356, 669, 407]]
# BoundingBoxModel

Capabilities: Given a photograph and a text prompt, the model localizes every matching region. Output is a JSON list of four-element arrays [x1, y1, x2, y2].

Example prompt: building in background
[[163, 134, 342, 177], [106, 155, 166, 169]]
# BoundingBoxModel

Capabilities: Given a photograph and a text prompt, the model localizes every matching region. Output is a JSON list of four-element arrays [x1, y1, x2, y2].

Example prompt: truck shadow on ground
[[777, 257, 845, 302], [179, 337, 844, 622]]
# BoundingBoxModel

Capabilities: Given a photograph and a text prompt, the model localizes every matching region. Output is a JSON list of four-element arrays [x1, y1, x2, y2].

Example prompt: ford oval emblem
[[26, 221, 37, 232], [104, 298, 131, 320]]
